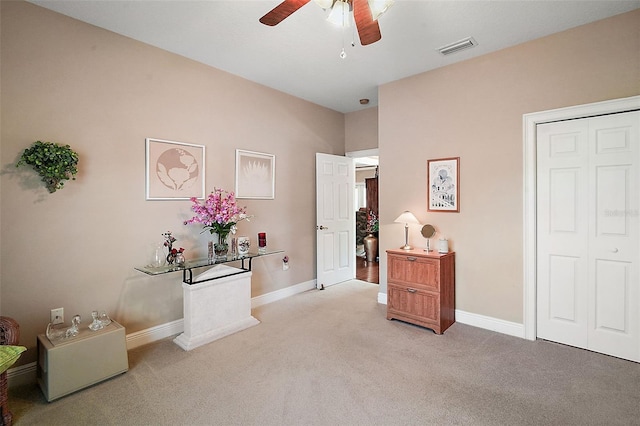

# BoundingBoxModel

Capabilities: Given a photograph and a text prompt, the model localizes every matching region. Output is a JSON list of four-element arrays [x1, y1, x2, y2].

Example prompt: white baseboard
[[377, 292, 524, 338], [251, 279, 317, 309], [7, 362, 37, 387], [8, 279, 318, 388], [454, 309, 525, 338], [125, 318, 184, 350]]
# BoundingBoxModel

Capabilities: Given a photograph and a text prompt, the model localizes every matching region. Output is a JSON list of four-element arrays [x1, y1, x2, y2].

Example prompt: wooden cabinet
[[37, 321, 128, 401], [365, 177, 378, 216], [386, 249, 455, 334]]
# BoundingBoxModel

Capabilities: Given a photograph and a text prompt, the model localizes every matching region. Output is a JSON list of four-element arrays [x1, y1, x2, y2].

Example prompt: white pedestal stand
[[173, 264, 259, 351]]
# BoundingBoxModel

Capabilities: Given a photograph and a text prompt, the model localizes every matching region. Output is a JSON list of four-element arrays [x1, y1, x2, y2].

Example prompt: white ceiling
[[27, 0, 640, 113]]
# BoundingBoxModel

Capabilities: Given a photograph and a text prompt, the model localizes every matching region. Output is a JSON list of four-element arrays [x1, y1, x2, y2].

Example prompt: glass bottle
[[89, 310, 104, 331]]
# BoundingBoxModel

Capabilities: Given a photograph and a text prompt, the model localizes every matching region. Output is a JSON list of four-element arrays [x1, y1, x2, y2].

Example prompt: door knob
[[317, 225, 329, 230]]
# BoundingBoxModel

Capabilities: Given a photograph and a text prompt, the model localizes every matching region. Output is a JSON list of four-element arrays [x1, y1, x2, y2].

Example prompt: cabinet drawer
[[387, 283, 440, 324], [388, 254, 440, 291]]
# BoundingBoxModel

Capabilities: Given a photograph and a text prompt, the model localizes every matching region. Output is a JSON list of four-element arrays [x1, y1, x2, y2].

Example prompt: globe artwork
[[156, 148, 199, 191]]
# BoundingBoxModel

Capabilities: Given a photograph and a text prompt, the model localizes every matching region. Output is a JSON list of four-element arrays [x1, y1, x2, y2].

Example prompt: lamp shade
[[394, 210, 420, 250], [327, 0, 351, 26], [394, 211, 420, 225]]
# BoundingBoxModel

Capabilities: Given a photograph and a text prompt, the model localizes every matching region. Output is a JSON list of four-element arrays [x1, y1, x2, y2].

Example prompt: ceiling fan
[[259, 0, 394, 46]]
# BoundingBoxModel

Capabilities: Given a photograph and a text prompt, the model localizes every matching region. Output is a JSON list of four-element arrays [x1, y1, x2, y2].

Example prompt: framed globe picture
[[145, 138, 205, 200]]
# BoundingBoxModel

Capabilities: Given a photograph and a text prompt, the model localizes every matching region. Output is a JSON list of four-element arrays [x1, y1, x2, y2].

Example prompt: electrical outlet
[[51, 308, 64, 325]]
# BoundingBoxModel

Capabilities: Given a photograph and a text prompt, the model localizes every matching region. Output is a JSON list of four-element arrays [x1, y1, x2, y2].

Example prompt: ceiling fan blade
[[259, 0, 312, 26], [352, 0, 382, 45]]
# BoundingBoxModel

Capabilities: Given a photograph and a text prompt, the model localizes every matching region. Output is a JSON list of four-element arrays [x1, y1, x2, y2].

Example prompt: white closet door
[[536, 119, 590, 348], [587, 112, 639, 360], [537, 111, 640, 362]]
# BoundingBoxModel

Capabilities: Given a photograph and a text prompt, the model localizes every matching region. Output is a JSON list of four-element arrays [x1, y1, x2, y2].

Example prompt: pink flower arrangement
[[184, 188, 251, 240], [366, 210, 379, 233]]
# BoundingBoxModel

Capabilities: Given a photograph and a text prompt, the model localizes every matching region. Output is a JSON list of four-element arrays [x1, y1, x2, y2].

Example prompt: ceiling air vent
[[438, 37, 478, 56]]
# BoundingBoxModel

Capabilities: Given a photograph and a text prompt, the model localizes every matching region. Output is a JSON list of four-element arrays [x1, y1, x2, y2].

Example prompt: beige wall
[[356, 169, 376, 184], [0, 1, 344, 365], [379, 10, 640, 323], [345, 107, 378, 152], [3, 2, 638, 368]]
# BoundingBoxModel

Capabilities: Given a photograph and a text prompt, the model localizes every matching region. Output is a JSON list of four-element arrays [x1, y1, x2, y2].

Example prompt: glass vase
[[214, 233, 229, 259], [214, 242, 229, 259], [152, 243, 166, 267]]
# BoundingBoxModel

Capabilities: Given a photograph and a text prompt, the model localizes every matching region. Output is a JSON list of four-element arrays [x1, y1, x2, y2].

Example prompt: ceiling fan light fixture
[[260, 0, 384, 47], [327, 0, 352, 27], [368, 0, 394, 20], [314, 0, 334, 9]]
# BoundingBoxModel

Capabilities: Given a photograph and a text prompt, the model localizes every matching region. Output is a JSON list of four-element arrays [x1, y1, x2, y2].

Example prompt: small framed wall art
[[145, 138, 205, 200], [235, 149, 275, 199], [427, 157, 460, 212]]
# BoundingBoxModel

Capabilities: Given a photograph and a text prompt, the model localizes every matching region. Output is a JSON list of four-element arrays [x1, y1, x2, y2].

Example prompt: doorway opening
[[348, 149, 379, 284]]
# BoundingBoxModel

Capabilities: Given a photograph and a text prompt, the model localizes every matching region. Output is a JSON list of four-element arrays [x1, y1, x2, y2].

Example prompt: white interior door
[[316, 153, 355, 289], [537, 111, 640, 362], [536, 119, 590, 348]]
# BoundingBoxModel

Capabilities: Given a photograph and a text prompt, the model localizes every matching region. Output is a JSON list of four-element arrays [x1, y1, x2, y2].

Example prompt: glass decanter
[[89, 310, 104, 331]]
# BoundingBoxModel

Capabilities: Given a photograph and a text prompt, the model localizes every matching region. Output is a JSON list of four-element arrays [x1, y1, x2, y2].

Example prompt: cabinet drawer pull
[[406, 257, 417, 261], [407, 288, 417, 293]]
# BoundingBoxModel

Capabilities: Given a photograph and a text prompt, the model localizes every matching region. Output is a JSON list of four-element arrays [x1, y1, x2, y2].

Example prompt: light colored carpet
[[9, 280, 640, 425]]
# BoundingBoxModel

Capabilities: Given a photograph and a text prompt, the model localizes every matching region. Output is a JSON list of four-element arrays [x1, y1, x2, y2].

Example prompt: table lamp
[[394, 210, 421, 250]]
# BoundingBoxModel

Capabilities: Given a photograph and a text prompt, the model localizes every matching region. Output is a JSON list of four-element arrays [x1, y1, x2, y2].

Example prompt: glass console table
[[135, 250, 283, 285]]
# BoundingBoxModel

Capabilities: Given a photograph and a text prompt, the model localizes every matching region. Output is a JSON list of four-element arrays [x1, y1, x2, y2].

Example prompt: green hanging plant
[[16, 140, 79, 193]]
